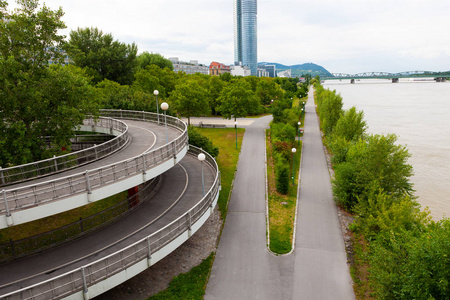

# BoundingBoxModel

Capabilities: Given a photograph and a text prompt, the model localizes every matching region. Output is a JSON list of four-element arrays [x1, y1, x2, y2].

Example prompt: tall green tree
[[318, 89, 343, 136], [256, 78, 284, 106], [328, 106, 367, 164], [333, 134, 414, 210], [207, 75, 226, 115], [0, 1, 98, 166], [133, 64, 178, 99], [218, 80, 260, 121], [136, 52, 173, 71], [66, 27, 138, 85], [170, 78, 209, 125]]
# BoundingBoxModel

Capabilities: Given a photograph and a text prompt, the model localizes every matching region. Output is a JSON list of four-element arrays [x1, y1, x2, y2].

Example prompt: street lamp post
[[292, 147, 297, 185], [234, 121, 238, 149], [161, 102, 169, 143], [297, 122, 301, 146], [198, 152, 206, 196], [154, 90, 160, 125]]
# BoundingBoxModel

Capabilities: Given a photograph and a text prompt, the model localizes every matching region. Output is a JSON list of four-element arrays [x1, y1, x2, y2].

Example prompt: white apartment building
[[169, 57, 209, 75]]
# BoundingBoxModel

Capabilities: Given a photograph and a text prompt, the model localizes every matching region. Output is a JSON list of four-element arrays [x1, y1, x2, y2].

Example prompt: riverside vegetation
[[314, 79, 450, 299]]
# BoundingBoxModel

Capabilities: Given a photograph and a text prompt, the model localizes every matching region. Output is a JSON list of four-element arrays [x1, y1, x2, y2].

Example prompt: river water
[[323, 79, 450, 220]]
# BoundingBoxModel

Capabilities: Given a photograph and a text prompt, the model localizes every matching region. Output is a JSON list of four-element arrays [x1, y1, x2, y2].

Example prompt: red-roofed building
[[209, 62, 231, 76]]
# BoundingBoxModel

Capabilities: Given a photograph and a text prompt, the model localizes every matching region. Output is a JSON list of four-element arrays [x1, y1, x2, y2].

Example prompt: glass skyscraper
[[234, 0, 257, 76]]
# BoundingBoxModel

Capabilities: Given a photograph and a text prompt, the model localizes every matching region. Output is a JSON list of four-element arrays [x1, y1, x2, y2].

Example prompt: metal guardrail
[[0, 117, 129, 187], [0, 177, 161, 263], [0, 147, 220, 300], [0, 110, 188, 218]]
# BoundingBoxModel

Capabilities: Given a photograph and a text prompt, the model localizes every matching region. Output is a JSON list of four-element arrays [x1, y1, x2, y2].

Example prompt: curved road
[[205, 88, 354, 299]]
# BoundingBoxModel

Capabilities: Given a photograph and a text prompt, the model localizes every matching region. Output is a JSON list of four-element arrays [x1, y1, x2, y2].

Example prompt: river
[[323, 79, 450, 220]]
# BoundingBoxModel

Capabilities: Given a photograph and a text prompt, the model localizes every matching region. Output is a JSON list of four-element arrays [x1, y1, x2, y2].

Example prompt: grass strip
[[266, 129, 302, 254], [147, 253, 215, 300], [196, 127, 245, 218]]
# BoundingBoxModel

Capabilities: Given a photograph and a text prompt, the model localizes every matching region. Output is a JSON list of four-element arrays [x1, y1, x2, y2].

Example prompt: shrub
[[276, 162, 289, 194], [187, 126, 219, 157]]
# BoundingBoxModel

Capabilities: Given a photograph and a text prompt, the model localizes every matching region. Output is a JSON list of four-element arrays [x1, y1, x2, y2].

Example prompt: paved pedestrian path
[[205, 89, 354, 299]]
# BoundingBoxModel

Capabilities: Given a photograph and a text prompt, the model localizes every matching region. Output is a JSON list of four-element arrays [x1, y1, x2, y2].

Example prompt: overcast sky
[[7, 0, 450, 74]]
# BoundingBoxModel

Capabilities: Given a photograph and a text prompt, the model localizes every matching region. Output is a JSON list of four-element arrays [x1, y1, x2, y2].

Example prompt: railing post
[[91, 117, 95, 132], [172, 141, 177, 164], [94, 144, 98, 159], [3, 190, 13, 226], [85, 171, 92, 202], [188, 211, 192, 237], [81, 267, 89, 300], [147, 237, 152, 267], [142, 154, 147, 176], [0, 167, 4, 185], [109, 117, 114, 135], [53, 155, 58, 171]]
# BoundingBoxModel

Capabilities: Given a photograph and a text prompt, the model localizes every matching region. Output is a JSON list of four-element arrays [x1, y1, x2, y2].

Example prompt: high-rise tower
[[234, 0, 257, 76]]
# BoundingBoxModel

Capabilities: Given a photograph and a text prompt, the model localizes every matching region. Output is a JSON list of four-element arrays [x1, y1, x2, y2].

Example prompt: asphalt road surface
[[205, 88, 354, 300]]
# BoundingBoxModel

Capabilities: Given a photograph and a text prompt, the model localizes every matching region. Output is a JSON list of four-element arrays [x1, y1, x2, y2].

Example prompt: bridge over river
[[0, 110, 220, 299], [322, 71, 449, 83]]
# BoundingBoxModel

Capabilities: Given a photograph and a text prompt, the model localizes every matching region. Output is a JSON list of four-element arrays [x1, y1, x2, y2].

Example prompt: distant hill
[[258, 62, 332, 77]]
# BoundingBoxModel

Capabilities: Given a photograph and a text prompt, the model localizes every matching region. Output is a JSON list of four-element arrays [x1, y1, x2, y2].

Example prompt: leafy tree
[[219, 72, 232, 82], [218, 80, 260, 121], [369, 220, 450, 299], [66, 27, 138, 85], [318, 89, 343, 136], [170, 78, 209, 125], [0, 1, 98, 166], [136, 52, 173, 71], [133, 64, 178, 99], [243, 76, 259, 92], [333, 106, 367, 141], [328, 106, 367, 164], [353, 182, 430, 240], [207, 76, 226, 115], [333, 134, 414, 210], [256, 78, 284, 106]]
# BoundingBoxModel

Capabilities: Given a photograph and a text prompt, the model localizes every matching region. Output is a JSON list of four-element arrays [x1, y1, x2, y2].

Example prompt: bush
[[187, 126, 219, 157], [369, 220, 450, 299], [276, 162, 289, 194]]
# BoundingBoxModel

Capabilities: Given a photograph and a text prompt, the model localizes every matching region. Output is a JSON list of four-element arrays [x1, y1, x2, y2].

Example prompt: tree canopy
[[0, 1, 98, 166], [66, 27, 138, 85], [217, 80, 261, 121], [136, 52, 173, 71], [170, 78, 209, 125], [333, 134, 414, 210]]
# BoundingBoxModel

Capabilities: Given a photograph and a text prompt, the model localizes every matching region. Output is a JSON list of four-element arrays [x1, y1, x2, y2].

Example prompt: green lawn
[[196, 127, 245, 218]]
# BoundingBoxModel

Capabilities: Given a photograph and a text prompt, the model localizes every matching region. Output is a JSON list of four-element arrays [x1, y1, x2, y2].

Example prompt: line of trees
[[268, 85, 308, 194], [314, 81, 449, 299], [0, 0, 308, 167]]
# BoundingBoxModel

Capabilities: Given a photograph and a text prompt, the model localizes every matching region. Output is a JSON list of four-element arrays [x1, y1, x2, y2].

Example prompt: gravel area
[[95, 207, 222, 300]]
